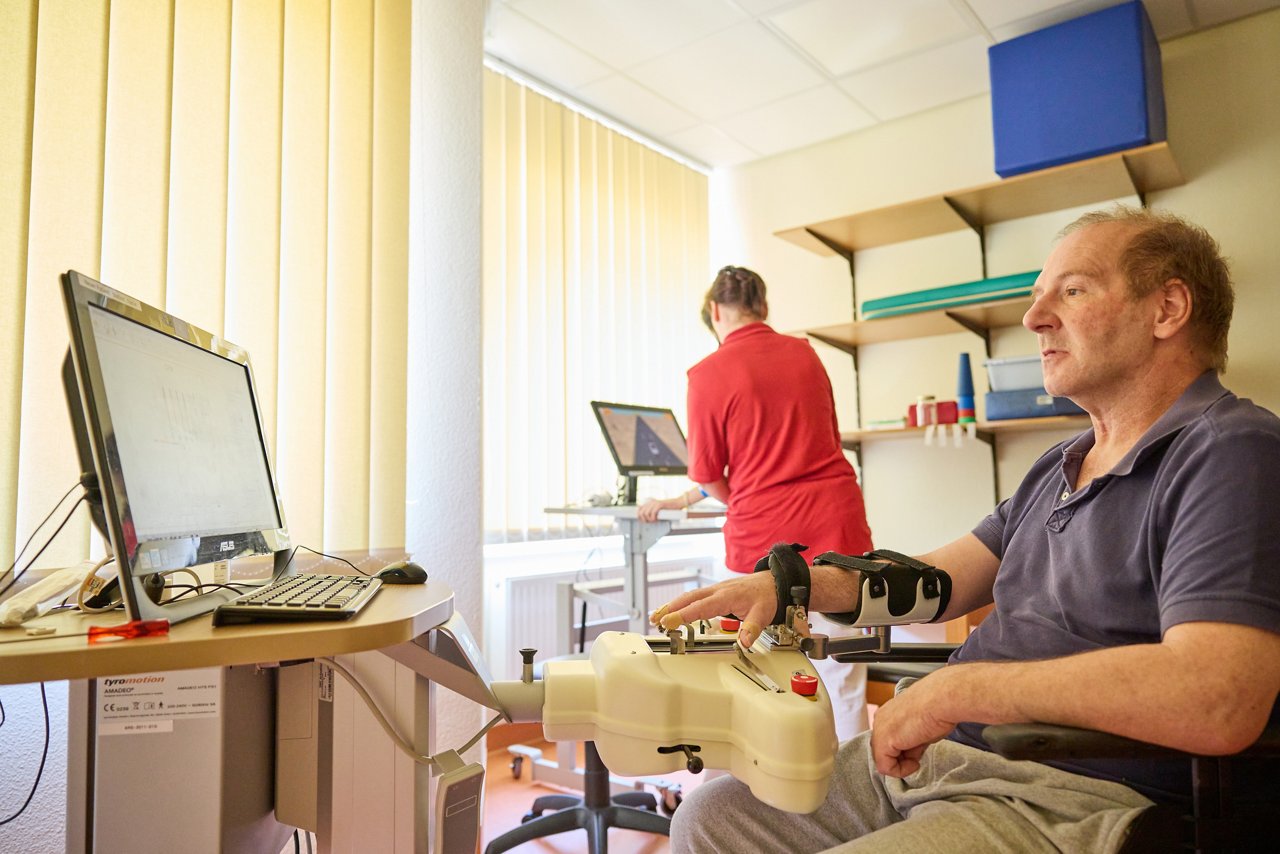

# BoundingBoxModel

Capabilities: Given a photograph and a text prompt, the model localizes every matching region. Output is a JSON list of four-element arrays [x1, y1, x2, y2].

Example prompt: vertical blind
[[1, 0, 410, 570], [482, 70, 711, 542]]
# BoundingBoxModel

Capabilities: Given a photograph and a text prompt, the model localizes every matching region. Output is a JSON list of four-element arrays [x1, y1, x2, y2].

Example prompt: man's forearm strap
[[751, 542, 810, 626], [813, 549, 951, 628]]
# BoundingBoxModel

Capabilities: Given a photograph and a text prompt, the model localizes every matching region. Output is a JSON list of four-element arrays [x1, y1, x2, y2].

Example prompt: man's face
[[1023, 222, 1160, 404]]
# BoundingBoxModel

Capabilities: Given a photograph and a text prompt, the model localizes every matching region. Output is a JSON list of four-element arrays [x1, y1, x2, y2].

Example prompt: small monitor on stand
[[590, 401, 690, 504], [61, 270, 292, 624]]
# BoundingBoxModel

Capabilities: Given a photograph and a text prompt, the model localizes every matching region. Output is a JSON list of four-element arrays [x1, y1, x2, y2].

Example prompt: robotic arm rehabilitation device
[[415, 545, 952, 816]]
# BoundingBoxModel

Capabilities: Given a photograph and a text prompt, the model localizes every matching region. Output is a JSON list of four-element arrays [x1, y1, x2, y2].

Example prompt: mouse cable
[[0, 682, 50, 826], [317, 656, 503, 771], [0, 495, 87, 601], [279, 545, 372, 578]]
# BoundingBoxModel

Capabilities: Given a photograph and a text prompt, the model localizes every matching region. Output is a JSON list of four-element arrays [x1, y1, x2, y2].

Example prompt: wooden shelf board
[[842, 415, 1088, 445], [776, 142, 1183, 257], [804, 295, 1032, 350]]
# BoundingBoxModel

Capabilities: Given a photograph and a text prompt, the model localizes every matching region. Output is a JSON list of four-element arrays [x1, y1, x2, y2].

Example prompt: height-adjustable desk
[[529, 505, 723, 796], [0, 571, 455, 853], [543, 504, 724, 639]]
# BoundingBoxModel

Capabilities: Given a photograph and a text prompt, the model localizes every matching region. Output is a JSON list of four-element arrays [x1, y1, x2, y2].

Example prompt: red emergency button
[[791, 672, 818, 696], [719, 616, 740, 632]]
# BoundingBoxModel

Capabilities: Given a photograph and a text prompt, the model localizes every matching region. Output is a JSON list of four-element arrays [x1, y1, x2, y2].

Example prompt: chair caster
[[660, 789, 683, 816], [509, 755, 523, 779]]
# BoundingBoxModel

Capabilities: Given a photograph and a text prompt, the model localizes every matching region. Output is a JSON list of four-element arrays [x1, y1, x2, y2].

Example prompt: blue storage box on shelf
[[861, 271, 1038, 320], [986, 388, 1085, 421], [988, 0, 1166, 178]]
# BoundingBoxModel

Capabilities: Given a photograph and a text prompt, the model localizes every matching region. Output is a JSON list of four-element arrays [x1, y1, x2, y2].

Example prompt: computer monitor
[[60, 270, 291, 623], [590, 401, 689, 504]]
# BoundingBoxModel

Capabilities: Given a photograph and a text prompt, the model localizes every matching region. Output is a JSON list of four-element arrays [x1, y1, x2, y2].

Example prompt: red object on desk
[[88, 619, 171, 644]]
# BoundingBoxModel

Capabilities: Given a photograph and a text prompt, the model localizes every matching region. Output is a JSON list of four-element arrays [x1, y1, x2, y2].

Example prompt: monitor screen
[[590, 401, 689, 477], [61, 270, 290, 622]]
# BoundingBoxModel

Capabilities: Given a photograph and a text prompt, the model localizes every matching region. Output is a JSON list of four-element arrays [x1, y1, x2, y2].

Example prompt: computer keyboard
[[212, 573, 382, 626]]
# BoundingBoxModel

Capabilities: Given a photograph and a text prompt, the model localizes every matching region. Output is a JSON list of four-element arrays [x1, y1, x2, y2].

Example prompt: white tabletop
[[545, 503, 726, 521]]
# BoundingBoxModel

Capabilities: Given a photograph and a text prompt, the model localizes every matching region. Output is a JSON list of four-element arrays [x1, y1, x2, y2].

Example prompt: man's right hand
[[650, 571, 786, 647]]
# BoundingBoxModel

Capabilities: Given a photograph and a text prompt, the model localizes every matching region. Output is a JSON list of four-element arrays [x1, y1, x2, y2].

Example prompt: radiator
[[487, 559, 713, 681]]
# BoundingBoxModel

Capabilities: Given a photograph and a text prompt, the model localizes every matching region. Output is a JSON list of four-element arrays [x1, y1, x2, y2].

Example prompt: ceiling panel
[[507, 0, 746, 70], [838, 35, 993, 122], [485, 0, 1280, 168], [664, 123, 761, 166], [484, 4, 613, 91], [629, 21, 825, 120], [576, 74, 700, 138], [717, 84, 878, 159], [768, 0, 973, 77]]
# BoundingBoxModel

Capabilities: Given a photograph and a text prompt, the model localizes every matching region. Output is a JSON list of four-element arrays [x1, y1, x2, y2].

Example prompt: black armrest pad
[[829, 642, 958, 665], [983, 723, 1280, 761]]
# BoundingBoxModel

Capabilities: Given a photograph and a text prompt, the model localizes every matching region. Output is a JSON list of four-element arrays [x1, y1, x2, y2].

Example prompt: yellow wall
[[711, 9, 1280, 555]]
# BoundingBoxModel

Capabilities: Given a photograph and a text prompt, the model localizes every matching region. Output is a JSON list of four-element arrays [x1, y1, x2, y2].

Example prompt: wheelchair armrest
[[982, 722, 1280, 762], [830, 642, 958, 665]]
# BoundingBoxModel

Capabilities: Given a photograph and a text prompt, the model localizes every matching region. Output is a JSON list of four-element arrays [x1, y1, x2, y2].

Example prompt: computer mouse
[[375, 560, 428, 584]]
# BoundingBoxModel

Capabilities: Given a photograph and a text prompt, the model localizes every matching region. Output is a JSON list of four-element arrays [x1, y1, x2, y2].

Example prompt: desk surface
[[546, 503, 726, 521], [0, 578, 454, 686]]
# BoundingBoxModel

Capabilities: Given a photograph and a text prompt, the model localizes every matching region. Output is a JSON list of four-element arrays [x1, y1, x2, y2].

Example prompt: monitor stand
[[619, 476, 639, 505]]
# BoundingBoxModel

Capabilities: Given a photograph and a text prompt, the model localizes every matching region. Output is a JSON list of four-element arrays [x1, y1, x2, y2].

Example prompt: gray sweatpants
[[671, 731, 1153, 853]]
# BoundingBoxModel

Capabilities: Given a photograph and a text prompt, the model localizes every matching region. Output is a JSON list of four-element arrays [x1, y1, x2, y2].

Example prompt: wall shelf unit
[[776, 142, 1181, 498], [841, 415, 1090, 452], [775, 142, 1183, 262], [805, 295, 1032, 355]]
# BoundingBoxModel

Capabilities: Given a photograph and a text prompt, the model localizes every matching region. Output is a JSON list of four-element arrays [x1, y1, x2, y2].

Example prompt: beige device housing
[[539, 631, 838, 814]]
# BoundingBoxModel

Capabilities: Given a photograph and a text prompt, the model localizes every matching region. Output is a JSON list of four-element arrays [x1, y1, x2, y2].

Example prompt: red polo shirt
[[687, 323, 872, 572]]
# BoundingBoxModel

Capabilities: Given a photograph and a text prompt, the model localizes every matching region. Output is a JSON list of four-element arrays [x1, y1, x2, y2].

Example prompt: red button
[[719, 616, 740, 632], [791, 673, 818, 696]]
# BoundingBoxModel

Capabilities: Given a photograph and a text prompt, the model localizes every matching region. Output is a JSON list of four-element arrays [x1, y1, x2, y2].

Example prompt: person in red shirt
[[640, 265, 874, 737]]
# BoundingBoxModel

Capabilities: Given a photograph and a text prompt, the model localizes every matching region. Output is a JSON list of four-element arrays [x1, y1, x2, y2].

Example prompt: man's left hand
[[870, 668, 962, 778]]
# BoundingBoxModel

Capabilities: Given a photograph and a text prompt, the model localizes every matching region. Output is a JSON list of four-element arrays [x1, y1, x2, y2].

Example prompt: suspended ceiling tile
[[717, 85, 878, 159], [629, 21, 824, 121], [966, 0, 1096, 30], [576, 74, 700, 138], [988, 0, 1132, 42], [663, 123, 760, 167], [734, 0, 811, 13], [767, 0, 973, 77], [484, 4, 614, 90], [503, 0, 746, 70], [628, 21, 825, 122], [838, 35, 992, 122]]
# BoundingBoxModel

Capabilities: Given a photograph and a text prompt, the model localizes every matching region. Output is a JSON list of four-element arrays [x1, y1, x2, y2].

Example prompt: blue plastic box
[[988, 0, 1166, 178], [985, 388, 1085, 421]]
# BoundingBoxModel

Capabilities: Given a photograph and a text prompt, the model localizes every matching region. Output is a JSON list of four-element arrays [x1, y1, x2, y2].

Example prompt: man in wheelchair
[[653, 207, 1280, 852]]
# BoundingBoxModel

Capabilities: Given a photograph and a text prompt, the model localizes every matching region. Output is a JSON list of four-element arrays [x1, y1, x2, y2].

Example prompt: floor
[[482, 733, 707, 854]]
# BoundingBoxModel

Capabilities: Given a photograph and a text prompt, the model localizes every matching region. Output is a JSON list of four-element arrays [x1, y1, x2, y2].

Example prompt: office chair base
[[486, 802, 670, 854]]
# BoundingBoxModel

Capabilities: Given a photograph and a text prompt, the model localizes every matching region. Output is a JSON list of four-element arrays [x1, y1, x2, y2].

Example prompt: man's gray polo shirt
[[950, 371, 1280, 802]]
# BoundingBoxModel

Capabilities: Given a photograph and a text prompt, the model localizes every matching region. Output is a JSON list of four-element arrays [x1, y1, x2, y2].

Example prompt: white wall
[[710, 9, 1280, 554]]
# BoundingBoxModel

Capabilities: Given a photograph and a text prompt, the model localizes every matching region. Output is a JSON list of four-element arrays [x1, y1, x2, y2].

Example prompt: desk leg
[[405, 661, 435, 852], [619, 519, 670, 634]]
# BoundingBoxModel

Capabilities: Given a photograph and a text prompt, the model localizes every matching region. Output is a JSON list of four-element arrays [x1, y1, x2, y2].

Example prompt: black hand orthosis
[[751, 542, 811, 626]]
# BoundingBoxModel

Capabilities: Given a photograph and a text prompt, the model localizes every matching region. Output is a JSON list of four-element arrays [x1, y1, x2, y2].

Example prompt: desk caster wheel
[[661, 790, 683, 816], [510, 755, 524, 779]]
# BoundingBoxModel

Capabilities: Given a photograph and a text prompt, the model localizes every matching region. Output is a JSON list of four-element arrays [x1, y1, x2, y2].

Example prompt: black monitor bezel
[[60, 270, 291, 623], [589, 400, 690, 478]]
